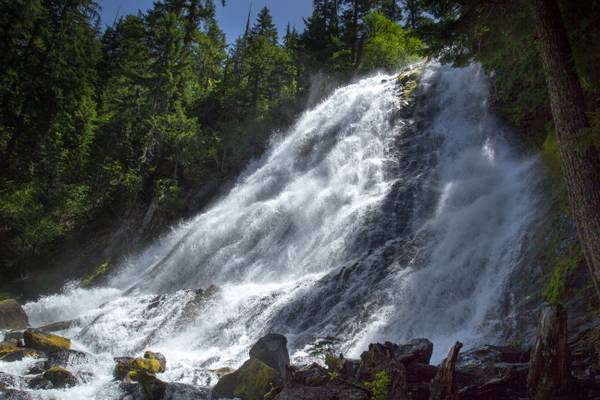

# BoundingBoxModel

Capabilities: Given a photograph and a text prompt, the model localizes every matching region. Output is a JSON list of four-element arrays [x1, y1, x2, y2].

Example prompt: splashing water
[[9, 63, 542, 398]]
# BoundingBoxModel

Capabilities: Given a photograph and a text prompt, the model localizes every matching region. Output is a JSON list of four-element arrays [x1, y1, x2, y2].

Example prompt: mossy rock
[[114, 356, 162, 381], [23, 329, 71, 353], [43, 366, 77, 388], [0, 341, 41, 361], [212, 358, 277, 400], [144, 351, 167, 373]]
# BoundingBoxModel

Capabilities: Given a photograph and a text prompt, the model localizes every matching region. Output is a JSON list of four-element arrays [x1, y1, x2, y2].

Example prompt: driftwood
[[527, 303, 570, 400], [429, 341, 462, 400]]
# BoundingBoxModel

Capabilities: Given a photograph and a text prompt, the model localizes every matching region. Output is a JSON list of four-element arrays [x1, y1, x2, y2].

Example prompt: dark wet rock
[[249, 333, 290, 382], [456, 344, 530, 385], [120, 376, 209, 400], [406, 363, 438, 384], [2, 331, 24, 347], [0, 388, 34, 400], [457, 344, 529, 370], [42, 366, 77, 388], [27, 375, 54, 390], [144, 351, 166, 373], [272, 364, 370, 400], [26, 361, 46, 375], [45, 348, 92, 369], [0, 342, 41, 362], [212, 358, 277, 400], [459, 366, 528, 400], [23, 329, 70, 353], [273, 381, 370, 400], [0, 300, 29, 330], [403, 362, 438, 400], [395, 338, 434, 364]]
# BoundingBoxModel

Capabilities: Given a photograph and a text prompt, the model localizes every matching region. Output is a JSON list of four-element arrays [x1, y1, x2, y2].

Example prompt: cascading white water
[[3, 63, 542, 399]]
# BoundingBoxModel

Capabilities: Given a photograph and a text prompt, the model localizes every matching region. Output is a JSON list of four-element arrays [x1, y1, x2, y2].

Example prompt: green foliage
[[360, 11, 423, 72], [364, 371, 389, 400], [328, 370, 340, 381]]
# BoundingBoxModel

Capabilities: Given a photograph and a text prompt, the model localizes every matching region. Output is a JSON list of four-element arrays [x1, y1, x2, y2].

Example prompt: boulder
[[0, 300, 28, 330], [0, 341, 41, 362], [395, 338, 434, 364], [119, 380, 209, 400], [23, 329, 70, 353], [42, 366, 77, 388], [26, 361, 46, 375], [212, 358, 277, 400], [249, 333, 290, 382], [45, 348, 93, 369]]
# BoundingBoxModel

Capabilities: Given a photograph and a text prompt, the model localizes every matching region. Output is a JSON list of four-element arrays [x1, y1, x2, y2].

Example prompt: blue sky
[[99, 0, 314, 43]]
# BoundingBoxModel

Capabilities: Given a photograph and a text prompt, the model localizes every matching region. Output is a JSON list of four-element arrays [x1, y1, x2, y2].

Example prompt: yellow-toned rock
[[143, 351, 166, 373], [0, 341, 41, 361], [23, 329, 71, 353], [114, 356, 162, 381]]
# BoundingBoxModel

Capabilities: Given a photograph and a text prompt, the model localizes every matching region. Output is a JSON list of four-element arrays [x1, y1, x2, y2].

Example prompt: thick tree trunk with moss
[[533, 0, 600, 294]]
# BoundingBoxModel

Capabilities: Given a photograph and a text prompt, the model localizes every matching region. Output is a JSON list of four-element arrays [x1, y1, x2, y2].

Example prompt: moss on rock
[[114, 356, 162, 381], [212, 358, 277, 400], [23, 329, 71, 353], [80, 260, 112, 288], [43, 366, 77, 388]]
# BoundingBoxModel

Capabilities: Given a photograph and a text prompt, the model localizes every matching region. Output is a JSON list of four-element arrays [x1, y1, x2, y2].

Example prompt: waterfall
[[14, 63, 542, 398]]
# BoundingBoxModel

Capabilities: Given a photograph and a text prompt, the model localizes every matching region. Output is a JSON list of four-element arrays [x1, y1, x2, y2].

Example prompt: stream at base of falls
[[2, 63, 544, 399]]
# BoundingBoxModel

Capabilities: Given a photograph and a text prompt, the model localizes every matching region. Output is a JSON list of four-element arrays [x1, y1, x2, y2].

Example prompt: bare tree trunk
[[533, 0, 600, 299], [429, 341, 462, 400], [527, 304, 570, 400]]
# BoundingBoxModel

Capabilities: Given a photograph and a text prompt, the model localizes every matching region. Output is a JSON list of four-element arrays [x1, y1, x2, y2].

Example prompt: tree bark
[[527, 304, 570, 400], [533, 0, 600, 298]]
